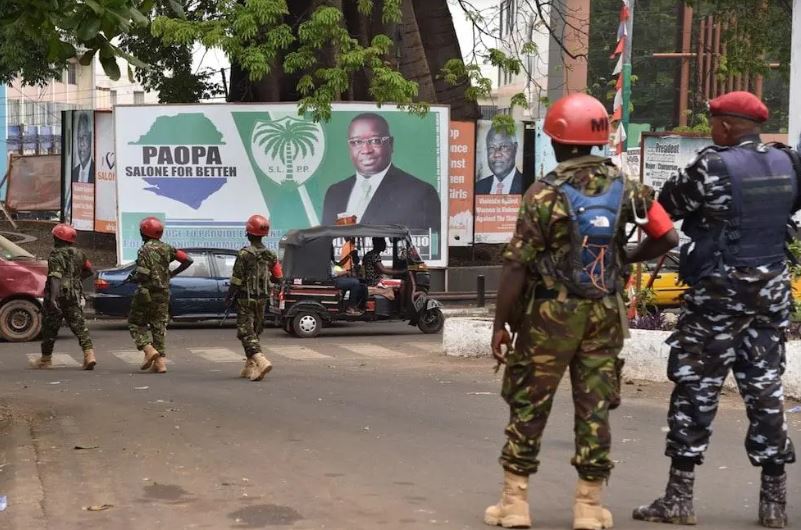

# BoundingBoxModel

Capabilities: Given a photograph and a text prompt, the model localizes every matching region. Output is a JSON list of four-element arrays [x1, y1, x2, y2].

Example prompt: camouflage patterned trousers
[[500, 297, 623, 481], [236, 298, 266, 357], [41, 299, 92, 355], [665, 278, 796, 466], [127, 288, 169, 355]]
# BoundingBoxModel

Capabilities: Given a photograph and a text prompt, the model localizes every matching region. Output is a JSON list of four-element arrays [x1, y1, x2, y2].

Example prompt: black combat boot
[[759, 473, 787, 528], [632, 467, 696, 525]]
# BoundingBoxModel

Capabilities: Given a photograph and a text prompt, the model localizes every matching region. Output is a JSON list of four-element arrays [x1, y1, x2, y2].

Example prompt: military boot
[[33, 355, 53, 369], [483, 470, 531, 528], [82, 349, 96, 370], [240, 357, 256, 379], [759, 473, 787, 528], [574, 478, 613, 530], [150, 355, 167, 374], [140, 344, 159, 371], [249, 352, 272, 382], [632, 467, 696, 525]]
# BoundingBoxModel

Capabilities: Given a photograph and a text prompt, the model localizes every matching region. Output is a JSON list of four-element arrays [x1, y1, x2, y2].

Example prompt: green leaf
[[84, 0, 104, 15], [113, 45, 148, 69], [168, 0, 186, 18], [77, 15, 102, 41], [129, 8, 149, 26], [79, 48, 97, 66], [100, 55, 121, 80]]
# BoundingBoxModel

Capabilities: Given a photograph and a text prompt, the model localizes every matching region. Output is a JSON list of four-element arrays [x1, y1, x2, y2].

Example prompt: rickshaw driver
[[331, 242, 367, 316]]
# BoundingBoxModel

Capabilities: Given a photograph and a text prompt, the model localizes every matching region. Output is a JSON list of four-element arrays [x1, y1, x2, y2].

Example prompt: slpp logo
[[249, 115, 325, 186]]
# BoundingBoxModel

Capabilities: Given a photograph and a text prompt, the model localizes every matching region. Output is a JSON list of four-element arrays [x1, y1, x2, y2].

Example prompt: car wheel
[[292, 311, 322, 338], [417, 308, 444, 334], [0, 299, 43, 342]]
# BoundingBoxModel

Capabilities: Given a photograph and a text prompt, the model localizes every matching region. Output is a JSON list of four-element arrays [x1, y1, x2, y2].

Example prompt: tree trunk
[[229, 0, 480, 119], [412, 0, 480, 120]]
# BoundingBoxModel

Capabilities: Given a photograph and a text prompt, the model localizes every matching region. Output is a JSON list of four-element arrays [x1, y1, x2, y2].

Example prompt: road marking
[[339, 344, 408, 358], [26, 353, 81, 368], [188, 347, 244, 363], [268, 346, 332, 360], [111, 350, 173, 365]]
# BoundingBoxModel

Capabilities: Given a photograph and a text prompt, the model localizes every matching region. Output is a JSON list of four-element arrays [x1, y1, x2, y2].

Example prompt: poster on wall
[[94, 111, 116, 233], [448, 121, 475, 246], [474, 119, 525, 244], [114, 103, 449, 266], [640, 134, 710, 195], [60, 111, 73, 223], [70, 110, 95, 231]]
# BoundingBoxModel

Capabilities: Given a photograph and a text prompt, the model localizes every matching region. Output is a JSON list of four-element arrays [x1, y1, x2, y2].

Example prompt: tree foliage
[[119, 0, 223, 103], [0, 0, 153, 84]]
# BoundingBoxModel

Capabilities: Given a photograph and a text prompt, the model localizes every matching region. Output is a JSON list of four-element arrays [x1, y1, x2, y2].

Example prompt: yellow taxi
[[633, 253, 801, 308]]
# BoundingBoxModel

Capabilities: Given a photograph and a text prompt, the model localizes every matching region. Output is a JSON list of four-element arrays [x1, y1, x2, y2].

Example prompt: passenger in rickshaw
[[330, 241, 367, 316], [362, 237, 408, 302]]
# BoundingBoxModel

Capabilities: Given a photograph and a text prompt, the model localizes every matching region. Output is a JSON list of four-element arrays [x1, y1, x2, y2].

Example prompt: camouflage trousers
[[236, 298, 266, 358], [665, 281, 796, 466], [41, 299, 92, 355], [127, 288, 169, 356], [500, 296, 623, 481]]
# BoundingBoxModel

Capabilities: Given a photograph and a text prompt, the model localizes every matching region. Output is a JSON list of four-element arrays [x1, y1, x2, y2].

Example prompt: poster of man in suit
[[475, 124, 524, 195], [71, 111, 95, 184], [321, 113, 441, 234]]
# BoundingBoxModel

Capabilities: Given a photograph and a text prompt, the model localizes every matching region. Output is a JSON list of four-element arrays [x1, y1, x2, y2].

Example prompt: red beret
[[708, 91, 769, 123]]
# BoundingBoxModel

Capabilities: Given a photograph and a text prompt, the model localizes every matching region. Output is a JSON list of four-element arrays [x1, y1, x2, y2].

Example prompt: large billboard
[[474, 119, 525, 244], [70, 110, 95, 231], [94, 111, 116, 233], [114, 103, 449, 266]]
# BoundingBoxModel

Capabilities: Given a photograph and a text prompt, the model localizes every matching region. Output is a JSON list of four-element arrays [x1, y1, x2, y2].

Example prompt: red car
[[0, 234, 47, 341]]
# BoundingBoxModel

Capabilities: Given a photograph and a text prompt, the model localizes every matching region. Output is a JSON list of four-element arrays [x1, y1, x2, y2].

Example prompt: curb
[[442, 317, 801, 400]]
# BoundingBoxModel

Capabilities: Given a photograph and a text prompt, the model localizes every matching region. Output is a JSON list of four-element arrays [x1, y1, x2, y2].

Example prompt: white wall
[[789, 0, 801, 150]]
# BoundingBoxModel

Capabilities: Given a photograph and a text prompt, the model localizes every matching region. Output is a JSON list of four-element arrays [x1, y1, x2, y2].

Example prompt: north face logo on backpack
[[590, 216, 611, 228]]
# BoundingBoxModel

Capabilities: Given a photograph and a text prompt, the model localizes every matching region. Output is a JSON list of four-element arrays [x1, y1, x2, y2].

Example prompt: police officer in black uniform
[[634, 91, 798, 528]]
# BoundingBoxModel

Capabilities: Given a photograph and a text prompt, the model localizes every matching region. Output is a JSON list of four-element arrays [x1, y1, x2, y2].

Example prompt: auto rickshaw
[[270, 224, 444, 338]]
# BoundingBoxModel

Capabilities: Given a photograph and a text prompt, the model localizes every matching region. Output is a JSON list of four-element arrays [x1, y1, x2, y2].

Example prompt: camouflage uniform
[[127, 239, 180, 356], [41, 246, 93, 355], [230, 243, 278, 357], [501, 155, 653, 481], [657, 136, 796, 467]]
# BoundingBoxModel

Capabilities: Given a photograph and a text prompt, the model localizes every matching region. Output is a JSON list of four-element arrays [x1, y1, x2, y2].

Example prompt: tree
[[0, 0, 152, 85], [119, 0, 224, 103]]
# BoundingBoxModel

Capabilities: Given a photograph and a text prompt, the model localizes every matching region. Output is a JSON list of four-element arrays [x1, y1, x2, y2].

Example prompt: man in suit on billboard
[[321, 113, 441, 233], [476, 126, 524, 195], [71, 112, 95, 184]]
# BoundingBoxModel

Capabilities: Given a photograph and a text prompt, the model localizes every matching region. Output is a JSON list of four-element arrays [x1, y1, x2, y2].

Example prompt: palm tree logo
[[249, 115, 325, 225]]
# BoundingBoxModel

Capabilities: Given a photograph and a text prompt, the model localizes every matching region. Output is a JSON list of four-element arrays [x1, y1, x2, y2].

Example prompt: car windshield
[[0, 234, 35, 260]]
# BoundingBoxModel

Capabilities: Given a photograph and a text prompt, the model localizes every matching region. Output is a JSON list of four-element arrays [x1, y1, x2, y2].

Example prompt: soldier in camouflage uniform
[[127, 217, 193, 374], [35, 223, 97, 370], [486, 93, 678, 529], [225, 214, 282, 382], [633, 92, 796, 528]]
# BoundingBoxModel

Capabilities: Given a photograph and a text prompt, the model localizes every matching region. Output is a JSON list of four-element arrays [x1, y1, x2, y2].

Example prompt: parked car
[[93, 248, 240, 320], [0, 234, 47, 341], [632, 252, 801, 308]]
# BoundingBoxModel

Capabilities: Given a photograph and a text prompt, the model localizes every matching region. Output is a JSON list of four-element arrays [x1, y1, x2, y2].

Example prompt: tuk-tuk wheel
[[283, 320, 296, 336], [292, 311, 322, 338], [417, 308, 444, 334]]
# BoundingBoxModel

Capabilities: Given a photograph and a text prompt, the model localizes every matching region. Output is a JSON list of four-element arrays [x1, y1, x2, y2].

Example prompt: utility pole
[[790, 0, 800, 150], [621, 1, 634, 149]]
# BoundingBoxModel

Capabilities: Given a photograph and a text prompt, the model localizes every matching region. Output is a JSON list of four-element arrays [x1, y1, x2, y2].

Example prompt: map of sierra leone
[[131, 113, 227, 209]]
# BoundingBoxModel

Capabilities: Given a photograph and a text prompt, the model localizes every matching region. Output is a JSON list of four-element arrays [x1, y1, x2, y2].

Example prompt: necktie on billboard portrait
[[495, 181, 504, 194], [357, 180, 372, 217]]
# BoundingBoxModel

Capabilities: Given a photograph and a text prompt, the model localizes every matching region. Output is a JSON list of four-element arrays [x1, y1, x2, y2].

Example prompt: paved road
[[0, 321, 799, 529]]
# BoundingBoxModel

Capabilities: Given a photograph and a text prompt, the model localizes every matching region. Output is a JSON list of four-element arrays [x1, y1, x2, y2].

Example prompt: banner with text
[[448, 121, 475, 246], [94, 111, 116, 233], [115, 103, 449, 266], [474, 119, 525, 244], [641, 134, 710, 195]]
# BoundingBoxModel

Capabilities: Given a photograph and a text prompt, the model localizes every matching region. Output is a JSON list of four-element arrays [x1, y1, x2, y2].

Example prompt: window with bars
[[134, 91, 145, 104], [67, 63, 77, 85]]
